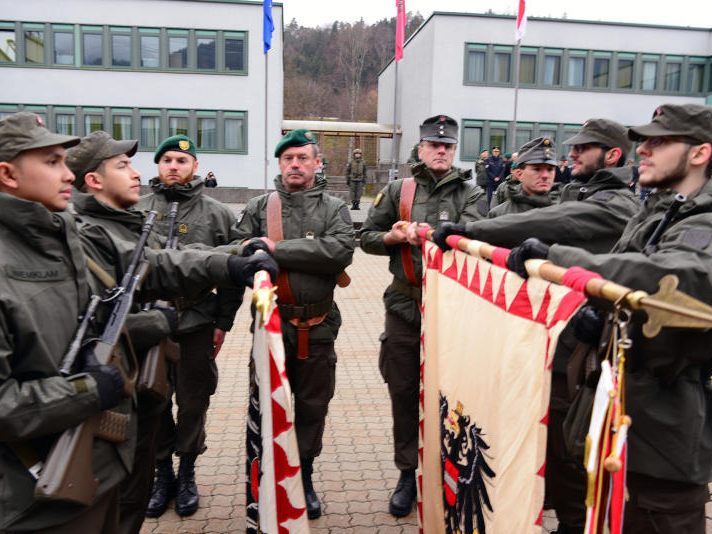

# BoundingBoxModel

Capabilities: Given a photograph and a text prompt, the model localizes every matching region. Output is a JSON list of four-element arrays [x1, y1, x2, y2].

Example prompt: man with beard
[[433, 118, 639, 533], [506, 103, 712, 534], [139, 135, 244, 518]]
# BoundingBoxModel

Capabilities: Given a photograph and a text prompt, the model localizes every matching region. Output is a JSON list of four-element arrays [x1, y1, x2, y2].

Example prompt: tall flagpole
[[512, 40, 520, 153], [389, 61, 399, 181], [264, 53, 269, 194], [263, 0, 274, 194]]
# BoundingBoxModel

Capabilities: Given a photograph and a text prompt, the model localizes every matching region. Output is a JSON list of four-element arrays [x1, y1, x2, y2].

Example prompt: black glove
[[228, 252, 279, 286], [506, 238, 550, 279], [241, 239, 272, 257], [154, 305, 179, 334], [86, 364, 124, 410], [432, 222, 467, 251], [572, 305, 606, 346]]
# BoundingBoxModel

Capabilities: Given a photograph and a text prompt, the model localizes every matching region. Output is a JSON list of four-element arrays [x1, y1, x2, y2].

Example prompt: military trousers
[[623, 472, 707, 534], [379, 311, 421, 471], [349, 180, 364, 205], [156, 324, 219, 459], [24, 487, 119, 534]]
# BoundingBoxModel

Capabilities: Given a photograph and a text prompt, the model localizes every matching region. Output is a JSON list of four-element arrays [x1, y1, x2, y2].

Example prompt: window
[[197, 116, 217, 149], [539, 127, 557, 146], [141, 115, 161, 147], [461, 124, 482, 160], [197, 33, 216, 70], [168, 34, 188, 68], [688, 61, 705, 93], [543, 54, 561, 86], [494, 52, 511, 83], [82, 27, 103, 66], [567, 56, 585, 87], [55, 113, 76, 135], [617, 56, 634, 89], [224, 115, 245, 151], [664, 61, 681, 91], [465, 45, 486, 83], [642, 60, 658, 90], [140, 34, 159, 68], [24, 106, 47, 125], [84, 113, 104, 134], [0, 23, 15, 63], [592, 56, 610, 88], [169, 114, 189, 136], [112, 114, 132, 140], [514, 127, 532, 152], [111, 29, 131, 67], [489, 126, 507, 152], [224, 32, 245, 72], [53, 28, 74, 65], [519, 52, 536, 84], [24, 26, 45, 64]]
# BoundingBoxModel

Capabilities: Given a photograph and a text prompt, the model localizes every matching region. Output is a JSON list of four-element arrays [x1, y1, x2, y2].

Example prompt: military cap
[[274, 129, 316, 158], [154, 134, 196, 163], [353, 148, 362, 155], [563, 118, 632, 155], [628, 103, 712, 144], [420, 115, 458, 144], [504, 152, 513, 159], [66, 131, 138, 189], [517, 137, 557, 166], [0, 112, 79, 162]]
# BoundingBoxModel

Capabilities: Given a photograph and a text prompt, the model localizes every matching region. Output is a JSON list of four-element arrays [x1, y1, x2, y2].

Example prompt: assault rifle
[[138, 202, 181, 400], [35, 211, 158, 505]]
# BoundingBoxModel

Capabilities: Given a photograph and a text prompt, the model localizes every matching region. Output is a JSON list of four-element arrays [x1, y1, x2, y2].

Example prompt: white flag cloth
[[419, 242, 584, 534], [516, 0, 527, 41]]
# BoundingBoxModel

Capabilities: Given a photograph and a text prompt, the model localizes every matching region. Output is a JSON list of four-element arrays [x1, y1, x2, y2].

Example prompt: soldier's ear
[[84, 171, 103, 191], [0, 161, 20, 191]]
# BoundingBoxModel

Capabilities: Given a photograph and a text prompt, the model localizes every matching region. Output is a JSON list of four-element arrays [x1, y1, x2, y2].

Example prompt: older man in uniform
[[346, 148, 367, 210], [233, 129, 355, 519], [360, 115, 484, 517], [508, 103, 712, 534], [139, 135, 244, 518], [0, 113, 273, 533], [488, 137, 559, 218]]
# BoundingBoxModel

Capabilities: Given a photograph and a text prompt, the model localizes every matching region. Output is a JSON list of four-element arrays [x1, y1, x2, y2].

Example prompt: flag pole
[[264, 52, 269, 194], [512, 39, 520, 153], [389, 60, 399, 182]]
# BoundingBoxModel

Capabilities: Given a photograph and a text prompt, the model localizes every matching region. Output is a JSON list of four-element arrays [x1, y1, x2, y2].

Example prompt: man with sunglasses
[[506, 103, 712, 533]]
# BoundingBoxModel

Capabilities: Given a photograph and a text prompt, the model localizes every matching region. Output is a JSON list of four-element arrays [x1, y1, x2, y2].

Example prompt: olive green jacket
[[360, 163, 485, 325], [346, 159, 367, 182], [138, 176, 242, 333], [0, 193, 236, 530], [233, 176, 355, 343], [491, 174, 519, 208], [464, 167, 640, 253], [548, 181, 712, 485], [487, 182, 560, 218]]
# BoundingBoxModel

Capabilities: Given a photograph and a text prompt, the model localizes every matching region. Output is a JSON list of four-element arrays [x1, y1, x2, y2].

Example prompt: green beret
[[154, 134, 196, 163], [274, 129, 316, 158]]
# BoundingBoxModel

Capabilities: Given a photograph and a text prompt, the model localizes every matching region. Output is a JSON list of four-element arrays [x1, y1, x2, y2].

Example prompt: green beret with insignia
[[154, 134, 196, 163], [516, 137, 557, 167], [274, 129, 316, 158]]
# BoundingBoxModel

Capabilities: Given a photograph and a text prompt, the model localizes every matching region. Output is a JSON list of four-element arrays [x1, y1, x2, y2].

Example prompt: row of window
[[0, 105, 248, 153], [464, 43, 711, 95], [460, 119, 587, 161], [0, 21, 247, 74]]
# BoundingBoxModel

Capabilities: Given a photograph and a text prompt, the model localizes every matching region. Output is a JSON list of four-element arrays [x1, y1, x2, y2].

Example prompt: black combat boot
[[175, 455, 199, 517], [354, 201, 360, 210], [389, 469, 416, 517], [351, 201, 358, 210], [145, 458, 177, 518], [301, 458, 321, 519]]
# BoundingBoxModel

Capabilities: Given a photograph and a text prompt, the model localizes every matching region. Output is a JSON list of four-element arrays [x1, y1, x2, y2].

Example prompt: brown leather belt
[[389, 277, 422, 303], [278, 299, 333, 321]]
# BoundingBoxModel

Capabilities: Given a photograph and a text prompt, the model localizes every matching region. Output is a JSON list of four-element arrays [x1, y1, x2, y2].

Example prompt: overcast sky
[[281, 0, 711, 29]]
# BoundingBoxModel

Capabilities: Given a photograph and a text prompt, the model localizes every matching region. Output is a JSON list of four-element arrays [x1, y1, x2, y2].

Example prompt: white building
[[0, 0, 283, 191], [378, 12, 712, 169]]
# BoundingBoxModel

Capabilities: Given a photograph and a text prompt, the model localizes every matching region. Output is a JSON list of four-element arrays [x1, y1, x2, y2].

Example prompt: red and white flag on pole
[[395, 0, 406, 61], [516, 0, 527, 41]]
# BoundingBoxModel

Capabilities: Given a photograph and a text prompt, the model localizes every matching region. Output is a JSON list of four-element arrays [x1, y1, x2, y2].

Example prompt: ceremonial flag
[[419, 241, 585, 534], [246, 272, 308, 533], [515, 0, 527, 41], [263, 0, 274, 53], [395, 0, 406, 61]]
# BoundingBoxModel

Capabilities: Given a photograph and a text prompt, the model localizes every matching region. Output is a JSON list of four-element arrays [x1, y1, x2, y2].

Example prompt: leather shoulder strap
[[398, 178, 420, 287], [266, 191, 284, 242]]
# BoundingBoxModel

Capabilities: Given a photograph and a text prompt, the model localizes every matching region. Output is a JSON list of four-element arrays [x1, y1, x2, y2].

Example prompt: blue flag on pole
[[263, 0, 274, 53]]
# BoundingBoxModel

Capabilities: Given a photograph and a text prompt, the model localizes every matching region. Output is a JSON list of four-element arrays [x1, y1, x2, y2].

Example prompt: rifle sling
[[86, 257, 116, 289], [399, 177, 420, 287]]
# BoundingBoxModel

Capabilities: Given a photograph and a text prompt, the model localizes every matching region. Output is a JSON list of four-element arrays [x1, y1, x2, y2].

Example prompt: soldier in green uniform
[[507, 103, 712, 534], [232, 129, 355, 519], [488, 138, 559, 218], [0, 113, 274, 533], [360, 115, 485, 517], [346, 148, 367, 210], [139, 135, 245, 518], [66, 131, 178, 534], [434, 118, 639, 533]]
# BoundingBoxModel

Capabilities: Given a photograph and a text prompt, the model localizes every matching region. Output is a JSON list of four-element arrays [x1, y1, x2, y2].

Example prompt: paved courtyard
[[142, 242, 712, 533]]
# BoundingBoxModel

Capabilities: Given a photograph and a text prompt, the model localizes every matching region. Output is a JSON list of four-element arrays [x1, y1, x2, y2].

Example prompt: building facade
[[0, 0, 283, 190], [378, 12, 712, 168]]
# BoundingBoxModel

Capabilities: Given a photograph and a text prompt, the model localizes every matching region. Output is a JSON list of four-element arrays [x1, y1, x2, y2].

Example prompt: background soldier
[[346, 148, 367, 210], [360, 115, 484, 517], [139, 135, 244, 518], [484, 145, 504, 207], [233, 129, 355, 519], [507, 103, 712, 534]]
